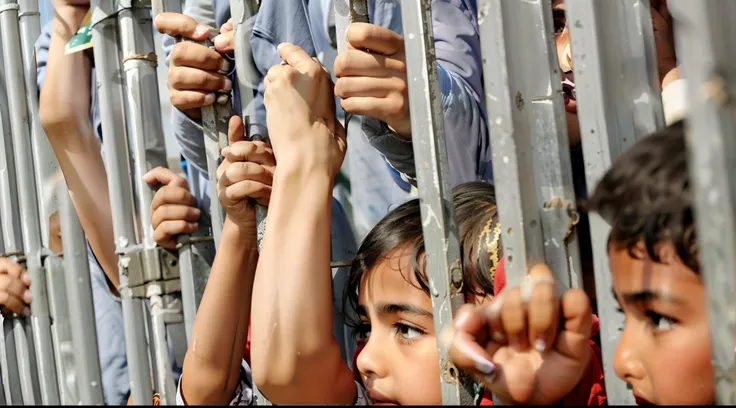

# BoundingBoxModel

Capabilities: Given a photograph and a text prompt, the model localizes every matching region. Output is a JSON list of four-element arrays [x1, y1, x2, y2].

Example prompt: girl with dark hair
[[196, 43, 606, 406]]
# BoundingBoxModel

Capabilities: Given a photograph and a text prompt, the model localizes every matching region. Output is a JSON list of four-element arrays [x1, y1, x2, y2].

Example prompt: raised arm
[[250, 44, 355, 405], [338, 0, 491, 187], [38, 3, 119, 288], [175, 115, 269, 405]]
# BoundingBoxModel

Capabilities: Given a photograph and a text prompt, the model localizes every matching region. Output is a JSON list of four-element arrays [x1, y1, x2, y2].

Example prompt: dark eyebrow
[[613, 288, 685, 305], [376, 303, 433, 319]]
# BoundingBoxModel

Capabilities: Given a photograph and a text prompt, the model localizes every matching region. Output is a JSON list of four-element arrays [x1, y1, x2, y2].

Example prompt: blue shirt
[[164, 0, 490, 187]]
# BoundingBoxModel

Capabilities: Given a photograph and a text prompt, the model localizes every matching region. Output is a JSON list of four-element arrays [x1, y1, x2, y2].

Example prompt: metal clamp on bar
[[540, 198, 580, 292], [119, 247, 181, 297]]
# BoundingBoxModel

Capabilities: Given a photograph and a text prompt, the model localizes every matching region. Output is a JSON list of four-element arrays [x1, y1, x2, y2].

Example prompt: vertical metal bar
[[565, 1, 663, 404], [0, 318, 23, 405], [44, 254, 76, 404], [202, 94, 230, 248], [0, 0, 59, 403], [89, 0, 154, 403], [669, 0, 736, 403], [119, 5, 182, 403], [400, 0, 472, 404], [148, 289, 176, 405], [59, 187, 105, 404], [13, 316, 40, 403], [18, 0, 60, 243], [333, 0, 369, 54], [0, 27, 26, 407], [119, 5, 166, 252], [228, 3, 269, 404], [478, 0, 581, 292]]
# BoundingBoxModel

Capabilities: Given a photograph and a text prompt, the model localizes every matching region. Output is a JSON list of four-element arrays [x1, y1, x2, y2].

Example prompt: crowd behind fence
[[0, 0, 734, 405]]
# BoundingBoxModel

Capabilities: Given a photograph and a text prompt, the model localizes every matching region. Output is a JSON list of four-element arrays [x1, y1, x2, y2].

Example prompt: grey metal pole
[[230, 0, 267, 251], [18, 0, 60, 243], [0, 0, 59, 403], [0, 27, 26, 407], [229, 1, 269, 404], [59, 187, 105, 404], [43, 254, 76, 404], [478, 0, 582, 292], [400, 0, 473, 404], [89, 0, 155, 403], [669, 0, 736, 403], [118, 4, 182, 402], [565, 1, 663, 404]]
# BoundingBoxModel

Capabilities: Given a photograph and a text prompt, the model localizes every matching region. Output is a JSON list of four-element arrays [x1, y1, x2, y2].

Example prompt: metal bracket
[[540, 197, 580, 290], [119, 246, 181, 297]]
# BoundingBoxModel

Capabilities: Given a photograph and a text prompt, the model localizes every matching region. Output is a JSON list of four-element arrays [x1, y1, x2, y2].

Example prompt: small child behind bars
[[449, 121, 720, 405], [205, 43, 607, 406]]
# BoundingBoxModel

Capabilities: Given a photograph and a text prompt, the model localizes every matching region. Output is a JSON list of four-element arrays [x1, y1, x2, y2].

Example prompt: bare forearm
[[251, 165, 354, 404], [39, 7, 119, 287], [181, 218, 256, 405]]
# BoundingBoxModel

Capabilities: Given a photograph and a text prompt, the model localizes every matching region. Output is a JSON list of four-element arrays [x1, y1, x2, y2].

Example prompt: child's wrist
[[52, 6, 88, 39]]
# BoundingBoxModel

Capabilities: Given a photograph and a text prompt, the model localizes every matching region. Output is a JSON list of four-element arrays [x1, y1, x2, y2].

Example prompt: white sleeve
[[176, 359, 255, 405]]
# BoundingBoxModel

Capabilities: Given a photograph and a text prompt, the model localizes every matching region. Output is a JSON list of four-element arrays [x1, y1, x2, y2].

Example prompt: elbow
[[180, 354, 235, 405], [39, 92, 87, 134], [251, 337, 347, 404]]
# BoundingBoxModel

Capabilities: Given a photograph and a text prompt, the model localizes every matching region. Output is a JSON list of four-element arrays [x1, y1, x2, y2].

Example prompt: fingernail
[[23, 307, 31, 317], [23, 290, 32, 303], [534, 338, 546, 352], [223, 78, 232, 91], [475, 357, 496, 376], [188, 222, 199, 230], [194, 25, 210, 38], [214, 34, 227, 49], [204, 93, 215, 105], [219, 58, 231, 73], [216, 94, 230, 105]]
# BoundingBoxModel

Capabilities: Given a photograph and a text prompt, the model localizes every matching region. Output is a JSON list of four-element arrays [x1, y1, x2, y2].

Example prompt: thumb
[[214, 30, 234, 53], [228, 115, 246, 146]]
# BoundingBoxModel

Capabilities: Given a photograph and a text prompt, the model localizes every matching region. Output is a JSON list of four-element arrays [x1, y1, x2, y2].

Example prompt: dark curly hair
[[343, 182, 502, 329], [587, 120, 699, 272]]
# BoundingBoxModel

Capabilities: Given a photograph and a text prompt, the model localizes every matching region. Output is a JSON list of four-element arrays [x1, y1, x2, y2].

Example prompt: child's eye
[[395, 323, 424, 341], [354, 322, 372, 340], [554, 19, 566, 35], [646, 311, 677, 332]]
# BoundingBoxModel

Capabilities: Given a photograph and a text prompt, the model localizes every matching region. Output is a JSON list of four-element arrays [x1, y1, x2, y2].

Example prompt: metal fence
[[0, 0, 734, 405]]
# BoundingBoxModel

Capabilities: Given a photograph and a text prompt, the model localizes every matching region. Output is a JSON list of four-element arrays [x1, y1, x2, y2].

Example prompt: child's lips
[[367, 390, 399, 405]]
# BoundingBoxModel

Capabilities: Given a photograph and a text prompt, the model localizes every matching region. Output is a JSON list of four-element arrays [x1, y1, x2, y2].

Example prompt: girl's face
[[609, 243, 715, 405], [356, 248, 443, 405], [551, 0, 581, 146]]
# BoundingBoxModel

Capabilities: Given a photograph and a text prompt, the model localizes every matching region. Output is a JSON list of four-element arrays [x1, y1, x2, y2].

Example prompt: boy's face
[[552, 0, 581, 146], [608, 243, 715, 405]]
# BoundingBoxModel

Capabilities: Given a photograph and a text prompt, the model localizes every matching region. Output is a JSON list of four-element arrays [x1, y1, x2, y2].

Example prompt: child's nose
[[613, 326, 647, 384]]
